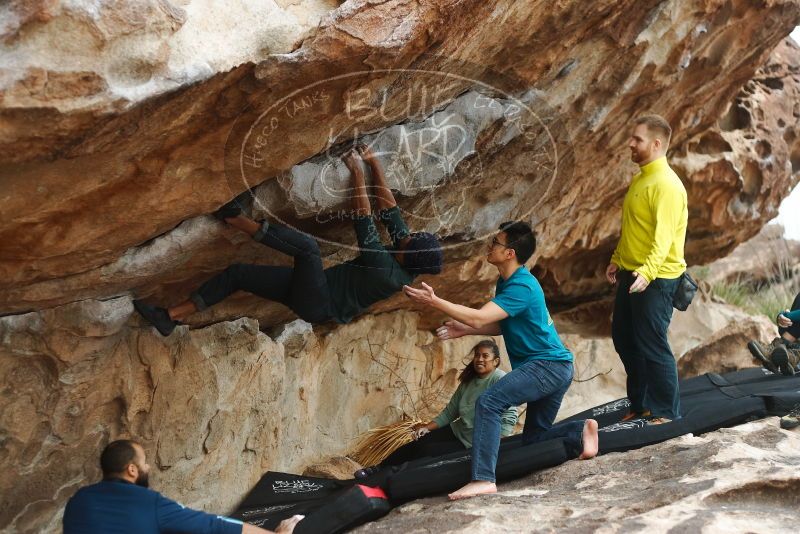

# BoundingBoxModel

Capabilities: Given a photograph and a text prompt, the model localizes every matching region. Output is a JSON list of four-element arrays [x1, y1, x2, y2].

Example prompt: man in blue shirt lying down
[[403, 221, 600, 500], [63, 439, 302, 534]]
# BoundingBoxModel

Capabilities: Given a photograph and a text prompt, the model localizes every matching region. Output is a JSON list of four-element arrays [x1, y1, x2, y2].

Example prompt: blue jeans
[[471, 359, 584, 482], [611, 270, 681, 419]]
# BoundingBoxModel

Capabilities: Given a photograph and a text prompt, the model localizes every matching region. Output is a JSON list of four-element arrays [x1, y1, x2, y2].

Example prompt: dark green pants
[[611, 270, 681, 419]]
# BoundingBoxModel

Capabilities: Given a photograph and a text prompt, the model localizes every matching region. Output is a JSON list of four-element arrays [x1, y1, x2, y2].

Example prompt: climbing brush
[[350, 418, 424, 467]]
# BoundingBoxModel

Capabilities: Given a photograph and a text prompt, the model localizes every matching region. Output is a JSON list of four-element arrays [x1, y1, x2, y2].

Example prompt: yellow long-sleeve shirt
[[611, 156, 687, 282]]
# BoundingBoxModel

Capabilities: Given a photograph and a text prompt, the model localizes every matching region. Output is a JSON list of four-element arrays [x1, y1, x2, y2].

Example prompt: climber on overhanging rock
[[133, 145, 444, 336], [403, 221, 599, 501]]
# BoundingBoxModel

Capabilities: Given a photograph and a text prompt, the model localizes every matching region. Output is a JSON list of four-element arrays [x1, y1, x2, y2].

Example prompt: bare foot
[[579, 419, 599, 460], [448, 480, 497, 500]]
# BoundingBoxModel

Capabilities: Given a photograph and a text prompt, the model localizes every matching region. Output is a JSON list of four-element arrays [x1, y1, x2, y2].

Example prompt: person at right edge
[[606, 114, 688, 426], [747, 297, 800, 376]]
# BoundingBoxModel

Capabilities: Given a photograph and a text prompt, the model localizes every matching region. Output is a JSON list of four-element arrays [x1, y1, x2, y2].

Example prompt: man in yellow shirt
[[606, 115, 688, 425]]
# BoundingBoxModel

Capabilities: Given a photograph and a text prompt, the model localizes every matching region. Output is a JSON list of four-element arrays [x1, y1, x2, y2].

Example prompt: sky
[[772, 26, 800, 240]]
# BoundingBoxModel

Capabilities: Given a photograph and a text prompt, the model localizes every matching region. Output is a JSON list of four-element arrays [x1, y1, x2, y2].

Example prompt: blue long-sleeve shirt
[[63, 479, 243, 534]]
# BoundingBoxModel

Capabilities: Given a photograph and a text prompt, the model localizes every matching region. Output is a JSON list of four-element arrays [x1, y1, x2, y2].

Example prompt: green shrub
[[710, 267, 800, 320]]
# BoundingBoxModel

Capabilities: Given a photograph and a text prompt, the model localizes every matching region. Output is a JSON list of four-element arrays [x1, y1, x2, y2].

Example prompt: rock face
[[1, 0, 342, 161], [0, 297, 491, 532], [3, 1, 800, 532], [701, 223, 800, 285], [1, 0, 800, 316], [672, 39, 800, 266], [356, 419, 800, 533], [677, 319, 776, 378]]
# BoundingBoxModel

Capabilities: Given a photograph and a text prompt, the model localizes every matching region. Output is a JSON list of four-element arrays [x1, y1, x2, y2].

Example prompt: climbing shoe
[[133, 300, 177, 337], [213, 190, 252, 221], [780, 404, 800, 430], [786, 343, 800, 373], [747, 338, 781, 374], [769, 344, 797, 377], [620, 410, 651, 422]]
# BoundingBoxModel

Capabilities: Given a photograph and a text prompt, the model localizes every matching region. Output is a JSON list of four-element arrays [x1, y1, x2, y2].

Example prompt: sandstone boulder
[[1, 0, 342, 161], [701, 224, 800, 285], [678, 319, 778, 378], [2, 1, 800, 318]]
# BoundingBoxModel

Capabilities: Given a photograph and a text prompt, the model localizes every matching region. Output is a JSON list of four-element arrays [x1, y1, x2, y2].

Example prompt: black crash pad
[[232, 368, 800, 530]]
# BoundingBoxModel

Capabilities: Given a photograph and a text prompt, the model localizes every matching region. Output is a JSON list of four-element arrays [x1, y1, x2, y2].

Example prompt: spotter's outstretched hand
[[403, 282, 436, 306], [436, 319, 468, 340]]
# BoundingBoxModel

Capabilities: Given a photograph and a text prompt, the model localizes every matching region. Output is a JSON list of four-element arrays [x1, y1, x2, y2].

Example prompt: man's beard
[[135, 471, 150, 488]]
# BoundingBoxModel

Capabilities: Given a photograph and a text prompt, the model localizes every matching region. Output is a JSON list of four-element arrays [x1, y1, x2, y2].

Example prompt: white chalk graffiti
[[592, 398, 631, 416], [272, 479, 325, 494], [599, 420, 647, 433], [240, 504, 296, 518], [421, 454, 470, 469]]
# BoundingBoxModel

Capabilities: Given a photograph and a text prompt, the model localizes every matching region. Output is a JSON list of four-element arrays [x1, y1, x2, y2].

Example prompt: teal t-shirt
[[491, 266, 572, 368], [781, 309, 800, 322]]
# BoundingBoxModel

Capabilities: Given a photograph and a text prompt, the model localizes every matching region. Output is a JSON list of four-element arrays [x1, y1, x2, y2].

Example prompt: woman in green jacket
[[381, 339, 518, 466]]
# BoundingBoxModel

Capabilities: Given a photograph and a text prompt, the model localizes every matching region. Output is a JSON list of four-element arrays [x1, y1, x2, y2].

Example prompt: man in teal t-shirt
[[404, 221, 599, 500], [492, 266, 572, 367]]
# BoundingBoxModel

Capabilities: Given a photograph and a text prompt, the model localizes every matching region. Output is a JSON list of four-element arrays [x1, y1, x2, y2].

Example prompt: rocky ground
[[357, 419, 800, 533]]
